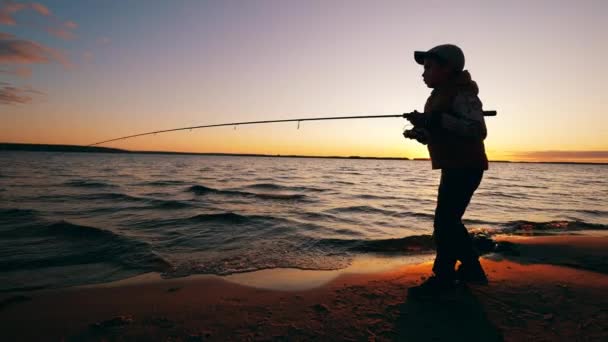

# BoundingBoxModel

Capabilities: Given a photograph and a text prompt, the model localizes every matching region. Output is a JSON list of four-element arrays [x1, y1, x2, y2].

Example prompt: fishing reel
[[402, 110, 431, 145], [403, 125, 430, 145]]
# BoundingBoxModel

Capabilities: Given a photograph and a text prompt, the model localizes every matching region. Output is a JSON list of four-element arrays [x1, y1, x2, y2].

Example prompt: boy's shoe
[[456, 261, 488, 285], [408, 275, 459, 299]]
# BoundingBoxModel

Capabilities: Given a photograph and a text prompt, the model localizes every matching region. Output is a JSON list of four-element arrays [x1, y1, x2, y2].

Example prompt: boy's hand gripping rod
[[89, 111, 497, 146]]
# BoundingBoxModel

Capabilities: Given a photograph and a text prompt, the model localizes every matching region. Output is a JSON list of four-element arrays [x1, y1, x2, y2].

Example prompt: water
[[1, 151, 607, 291]]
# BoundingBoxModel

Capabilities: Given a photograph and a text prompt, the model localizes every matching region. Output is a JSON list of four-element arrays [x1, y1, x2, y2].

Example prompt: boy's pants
[[432, 168, 484, 279]]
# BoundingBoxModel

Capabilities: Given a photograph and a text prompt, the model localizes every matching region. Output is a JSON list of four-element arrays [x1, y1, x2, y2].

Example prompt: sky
[[1, 0, 607, 162]]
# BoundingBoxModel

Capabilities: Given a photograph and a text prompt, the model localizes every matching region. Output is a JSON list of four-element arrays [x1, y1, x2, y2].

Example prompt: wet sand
[[1, 235, 607, 341]]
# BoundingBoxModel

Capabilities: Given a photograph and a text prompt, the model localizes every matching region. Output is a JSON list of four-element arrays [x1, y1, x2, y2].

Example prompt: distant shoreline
[[1, 142, 606, 165]]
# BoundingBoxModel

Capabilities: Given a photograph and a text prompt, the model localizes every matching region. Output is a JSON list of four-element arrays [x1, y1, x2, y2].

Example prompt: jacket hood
[[453, 70, 478, 95], [433, 69, 479, 95]]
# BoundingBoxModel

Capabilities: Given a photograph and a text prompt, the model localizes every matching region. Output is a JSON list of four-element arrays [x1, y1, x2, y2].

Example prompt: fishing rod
[[89, 110, 497, 146]]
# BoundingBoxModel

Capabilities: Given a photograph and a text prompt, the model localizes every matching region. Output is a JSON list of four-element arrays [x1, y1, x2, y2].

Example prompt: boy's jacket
[[424, 70, 489, 170]]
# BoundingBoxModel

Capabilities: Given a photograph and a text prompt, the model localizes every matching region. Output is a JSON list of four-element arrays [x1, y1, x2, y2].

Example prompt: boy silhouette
[[404, 44, 489, 298]]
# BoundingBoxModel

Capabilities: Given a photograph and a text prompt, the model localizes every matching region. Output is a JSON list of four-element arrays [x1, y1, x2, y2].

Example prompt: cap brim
[[414, 51, 427, 65]]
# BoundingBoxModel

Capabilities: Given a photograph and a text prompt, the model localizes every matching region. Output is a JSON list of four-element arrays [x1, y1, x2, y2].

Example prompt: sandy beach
[[1, 235, 606, 341]]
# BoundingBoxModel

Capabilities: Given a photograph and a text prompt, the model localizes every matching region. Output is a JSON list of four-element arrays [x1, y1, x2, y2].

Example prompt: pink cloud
[[46, 26, 74, 40], [46, 19, 78, 40], [0, 82, 43, 105], [0, 1, 51, 26], [0, 2, 78, 41], [1, 2, 76, 40], [0, 2, 77, 107], [30, 2, 50, 16], [0, 1, 25, 25], [0, 34, 71, 67]]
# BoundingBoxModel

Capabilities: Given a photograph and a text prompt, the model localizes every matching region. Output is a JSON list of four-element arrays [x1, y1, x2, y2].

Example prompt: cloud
[[0, 82, 43, 105], [0, 2, 76, 40], [30, 2, 49, 16], [0, 2, 78, 107], [0, 65, 31, 77], [511, 150, 608, 163], [64, 20, 76, 29], [46, 26, 73, 40], [0, 33, 53, 106], [0, 1, 24, 25], [0, 34, 70, 66], [0, 1, 50, 25], [46, 20, 77, 40]]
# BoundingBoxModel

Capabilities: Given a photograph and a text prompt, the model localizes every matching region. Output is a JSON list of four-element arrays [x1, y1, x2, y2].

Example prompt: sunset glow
[[1, 0, 607, 162]]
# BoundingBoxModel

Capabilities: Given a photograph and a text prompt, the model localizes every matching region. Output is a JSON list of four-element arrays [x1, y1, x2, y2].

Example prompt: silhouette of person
[[404, 44, 489, 298]]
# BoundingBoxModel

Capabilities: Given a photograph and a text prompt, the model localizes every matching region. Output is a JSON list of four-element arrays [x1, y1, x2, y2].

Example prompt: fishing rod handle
[[403, 110, 497, 118]]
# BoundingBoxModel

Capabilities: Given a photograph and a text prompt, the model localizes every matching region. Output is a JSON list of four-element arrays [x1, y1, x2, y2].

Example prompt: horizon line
[[1, 142, 607, 165]]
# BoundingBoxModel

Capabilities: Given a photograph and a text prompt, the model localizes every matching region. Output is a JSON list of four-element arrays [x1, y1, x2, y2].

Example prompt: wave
[[147, 212, 288, 229], [188, 212, 252, 224], [138, 180, 188, 186], [515, 184, 549, 189], [79, 193, 192, 209], [144, 198, 193, 209], [186, 184, 309, 201], [321, 235, 436, 253], [394, 211, 435, 219], [478, 191, 528, 199], [63, 180, 115, 188], [187, 184, 220, 195], [333, 180, 355, 185], [577, 209, 608, 216], [501, 220, 608, 234], [0, 220, 171, 273], [0, 208, 42, 235], [312, 219, 608, 255], [73, 192, 143, 202], [45, 220, 127, 239], [0, 207, 40, 220], [462, 218, 499, 225], [317, 231, 497, 255], [144, 218, 607, 278], [355, 193, 401, 200], [35, 192, 193, 210], [297, 211, 341, 221], [253, 193, 307, 200], [325, 205, 397, 216], [242, 183, 326, 192]]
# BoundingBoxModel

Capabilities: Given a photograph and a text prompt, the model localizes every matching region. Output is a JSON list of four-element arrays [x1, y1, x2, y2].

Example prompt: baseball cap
[[414, 44, 465, 71]]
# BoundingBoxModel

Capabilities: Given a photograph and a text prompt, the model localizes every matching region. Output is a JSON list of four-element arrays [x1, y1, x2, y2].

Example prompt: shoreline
[[76, 253, 437, 293], [1, 235, 607, 341]]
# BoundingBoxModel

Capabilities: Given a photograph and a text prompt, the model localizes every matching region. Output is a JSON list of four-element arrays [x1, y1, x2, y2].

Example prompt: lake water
[[1, 152, 606, 291]]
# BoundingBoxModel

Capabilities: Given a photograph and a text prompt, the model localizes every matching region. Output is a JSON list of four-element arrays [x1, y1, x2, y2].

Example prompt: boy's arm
[[429, 93, 487, 140]]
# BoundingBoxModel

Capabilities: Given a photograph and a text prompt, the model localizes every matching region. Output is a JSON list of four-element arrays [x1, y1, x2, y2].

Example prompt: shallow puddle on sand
[[223, 253, 434, 291], [76, 253, 434, 292]]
